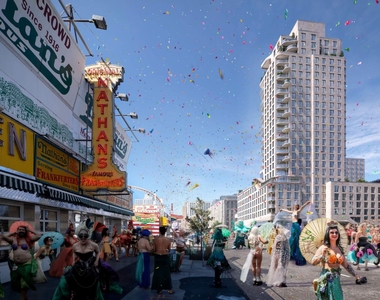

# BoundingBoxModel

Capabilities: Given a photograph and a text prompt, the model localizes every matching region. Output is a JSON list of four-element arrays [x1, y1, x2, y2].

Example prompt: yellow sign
[[0, 114, 34, 175], [80, 76, 126, 192], [35, 137, 80, 192]]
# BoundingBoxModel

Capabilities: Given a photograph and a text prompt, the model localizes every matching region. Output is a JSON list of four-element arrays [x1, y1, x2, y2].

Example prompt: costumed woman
[[280, 201, 311, 265], [151, 226, 174, 295], [347, 222, 377, 270], [99, 227, 119, 262], [125, 221, 134, 257], [266, 225, 290, 287], [49, 222, 78, 278], [52, 219, 122, 299], [267, 227, 277, 255], [172, 229, 188, 271], [135, 229, 153, 289], [52, 218, 103, 300], [312, 220, 365, 299], [207, 228, 231, 287], [240, 226, 268, 285], [34, 236, 55, 283]]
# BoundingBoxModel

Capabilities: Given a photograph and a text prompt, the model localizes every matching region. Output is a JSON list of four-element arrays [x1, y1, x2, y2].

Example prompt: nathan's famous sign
[[0, 0, 85, 108], [81, 62, 126, 192]]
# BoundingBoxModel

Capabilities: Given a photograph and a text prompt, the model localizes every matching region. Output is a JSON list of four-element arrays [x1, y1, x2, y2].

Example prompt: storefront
[[0, 0, 133, 283]]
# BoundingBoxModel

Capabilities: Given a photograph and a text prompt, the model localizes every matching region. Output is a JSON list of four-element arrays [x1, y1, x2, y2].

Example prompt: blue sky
[[53, 0, 380, 213]]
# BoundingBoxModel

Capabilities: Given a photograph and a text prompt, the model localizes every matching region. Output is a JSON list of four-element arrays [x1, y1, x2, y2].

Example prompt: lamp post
[[58, 0, 107, 56]]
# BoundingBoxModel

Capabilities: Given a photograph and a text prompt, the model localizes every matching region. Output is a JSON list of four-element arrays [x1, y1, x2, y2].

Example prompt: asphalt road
[[223, 245, 380, 300]]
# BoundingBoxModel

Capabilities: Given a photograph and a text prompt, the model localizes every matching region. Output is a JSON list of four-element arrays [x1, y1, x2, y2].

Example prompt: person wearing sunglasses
[[49, 222, 78, 278], [52, 219, 103, 300], [312, 221, 364, 299]]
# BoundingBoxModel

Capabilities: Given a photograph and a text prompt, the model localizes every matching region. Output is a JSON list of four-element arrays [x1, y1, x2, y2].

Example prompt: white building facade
[[208, 195, 237, 230], [345, 158, 365, 182], [238, 20, 347, 224], [326, 181, 380, 224]]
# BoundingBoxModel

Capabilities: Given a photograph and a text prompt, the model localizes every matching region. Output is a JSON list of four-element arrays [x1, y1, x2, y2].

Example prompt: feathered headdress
[[75, 218, 93, 237]]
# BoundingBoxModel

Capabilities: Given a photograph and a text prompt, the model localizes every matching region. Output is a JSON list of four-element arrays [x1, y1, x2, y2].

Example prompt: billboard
[[0, 0, 85, 107], [0, 113, 34, 175], [34, 136, 80, 193]]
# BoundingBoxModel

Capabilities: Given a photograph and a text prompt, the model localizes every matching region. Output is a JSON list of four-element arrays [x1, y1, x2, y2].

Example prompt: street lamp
[[125, 128, 146, 134], [116, 112, 138, 119], [115, 93, 129, 102], [58, 0, 107, 56]]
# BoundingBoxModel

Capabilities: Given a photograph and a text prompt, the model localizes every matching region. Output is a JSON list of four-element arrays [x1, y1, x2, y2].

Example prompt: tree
[[186, 197, 213, 241]]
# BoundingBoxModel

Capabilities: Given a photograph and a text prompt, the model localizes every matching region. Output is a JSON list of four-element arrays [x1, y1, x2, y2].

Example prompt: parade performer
[[267, 227, 277, 255], [172, 229, 188, 270], [372, 226, 380, 263], [232, 221, 250, 249], [347, 222, 377, 270], [125, 221, 134, 257], [266, 225, 290, 287], [151, 226, 174, 294], [135, 229, 153, 289], [1, 223, 41, 300], [280, 201, 311, 265], [99, 227, 119, 262], [240, 226, 268, 285], [49, 223, 78, 278], [52, 218, 122, 299], [207, 228, 231, 287], [52, 219, 103, 300], [312, 220, 365, 299], [34, 236, 55, 283]]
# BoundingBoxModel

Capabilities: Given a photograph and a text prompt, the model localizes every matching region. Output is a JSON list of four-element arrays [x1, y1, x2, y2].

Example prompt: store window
[[0, 204, 21, 263], [40, 208, 58, 232]]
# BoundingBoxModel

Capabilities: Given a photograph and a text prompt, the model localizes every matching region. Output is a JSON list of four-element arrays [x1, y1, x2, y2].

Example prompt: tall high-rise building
[[238, 20, 346, 224], [345, 158, 365, 182]]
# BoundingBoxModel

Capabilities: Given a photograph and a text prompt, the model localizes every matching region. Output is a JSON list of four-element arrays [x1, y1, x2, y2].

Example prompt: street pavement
[[224, 244, 380, 300], [2, 243, 380, 299]]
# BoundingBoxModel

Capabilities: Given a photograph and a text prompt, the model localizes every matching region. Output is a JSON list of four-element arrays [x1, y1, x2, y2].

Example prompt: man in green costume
[[1, 225, 41, 300]]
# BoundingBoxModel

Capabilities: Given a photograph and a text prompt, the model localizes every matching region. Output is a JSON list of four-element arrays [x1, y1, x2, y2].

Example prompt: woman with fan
[[280, 201, 310, 265], [49, 223, 78, 278], [312, 220, 364, 299]]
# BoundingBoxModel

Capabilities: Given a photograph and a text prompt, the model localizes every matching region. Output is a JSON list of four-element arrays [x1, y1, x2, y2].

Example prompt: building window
[[40, 208, 58, 232]]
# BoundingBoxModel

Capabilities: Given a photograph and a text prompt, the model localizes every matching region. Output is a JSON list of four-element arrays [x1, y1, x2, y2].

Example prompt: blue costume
[[289, 222, 306, 265]]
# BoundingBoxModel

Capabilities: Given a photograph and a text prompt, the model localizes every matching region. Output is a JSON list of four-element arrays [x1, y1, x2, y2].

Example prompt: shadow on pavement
[[180, 276, 249, 300]]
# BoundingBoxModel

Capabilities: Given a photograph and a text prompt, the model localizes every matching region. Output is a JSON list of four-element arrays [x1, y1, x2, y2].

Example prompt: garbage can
[[169, 250, 180, 272]]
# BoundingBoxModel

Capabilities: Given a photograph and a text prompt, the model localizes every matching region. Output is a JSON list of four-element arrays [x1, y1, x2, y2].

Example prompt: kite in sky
[[189, 183, 199, 191]]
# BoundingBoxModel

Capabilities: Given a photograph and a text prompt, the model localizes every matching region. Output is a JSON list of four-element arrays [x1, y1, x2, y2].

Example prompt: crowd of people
[[3, 215, 380, 299]]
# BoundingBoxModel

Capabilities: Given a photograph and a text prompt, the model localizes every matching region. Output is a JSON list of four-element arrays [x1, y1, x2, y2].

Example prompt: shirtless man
[[1, 225, 41, 300], [151, 227, 174, 294]]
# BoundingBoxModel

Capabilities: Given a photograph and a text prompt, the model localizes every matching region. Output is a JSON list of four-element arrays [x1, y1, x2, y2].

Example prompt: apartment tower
[[238, 20, 346, 223]]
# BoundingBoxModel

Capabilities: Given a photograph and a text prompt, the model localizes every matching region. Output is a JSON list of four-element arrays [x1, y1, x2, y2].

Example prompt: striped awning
[[0, 171, 44, 194], [47, 186, 134, 216], [0, 171, 133, 216]]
